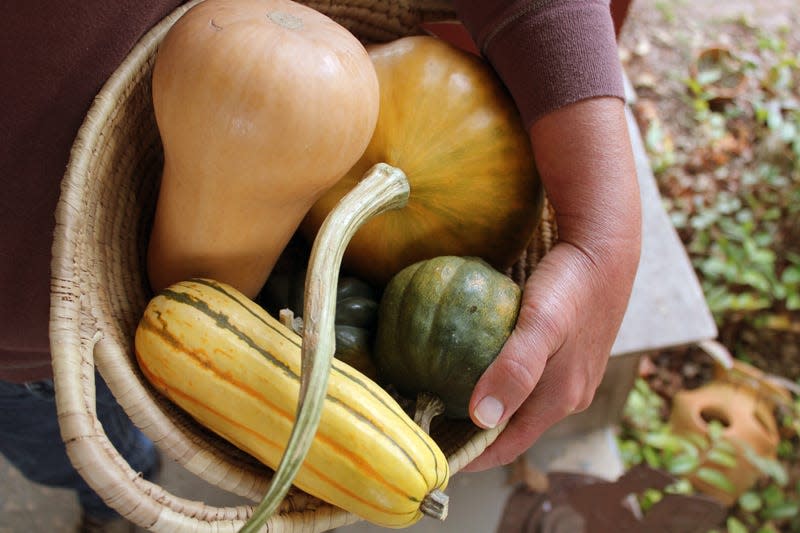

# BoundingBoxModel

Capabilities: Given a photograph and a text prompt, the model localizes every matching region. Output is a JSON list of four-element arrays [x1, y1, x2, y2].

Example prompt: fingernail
[[474, 396, 504, 428]]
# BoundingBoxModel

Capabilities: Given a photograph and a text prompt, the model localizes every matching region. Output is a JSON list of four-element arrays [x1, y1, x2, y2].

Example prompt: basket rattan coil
[[49, 1, 558, 531]]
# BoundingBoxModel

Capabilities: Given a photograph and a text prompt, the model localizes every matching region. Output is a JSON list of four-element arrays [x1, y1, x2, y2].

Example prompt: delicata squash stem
[[241, 164, 448, 531]]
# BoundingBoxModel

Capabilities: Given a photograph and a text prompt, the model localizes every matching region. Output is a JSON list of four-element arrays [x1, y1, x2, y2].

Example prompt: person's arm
[[467, 96, 641, 470], [452, 0, 642, 471]]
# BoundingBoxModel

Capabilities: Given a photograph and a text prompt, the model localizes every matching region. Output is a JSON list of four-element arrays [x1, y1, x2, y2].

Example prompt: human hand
[[464, 97, 642, 471]]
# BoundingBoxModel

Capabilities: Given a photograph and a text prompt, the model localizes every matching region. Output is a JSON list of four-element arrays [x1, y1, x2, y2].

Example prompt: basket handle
[[51, 316, 363, 531], [51, 314, 249, 530]]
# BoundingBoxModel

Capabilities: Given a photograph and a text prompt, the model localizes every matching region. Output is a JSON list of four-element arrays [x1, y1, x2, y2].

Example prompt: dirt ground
[[619, 0, 800, 381], [620, 0, 799, 148], [621, 0, 799, 76]]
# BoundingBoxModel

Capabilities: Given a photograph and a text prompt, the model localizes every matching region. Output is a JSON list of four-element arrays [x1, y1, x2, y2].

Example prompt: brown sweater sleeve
[[452, 0, 625, 128]]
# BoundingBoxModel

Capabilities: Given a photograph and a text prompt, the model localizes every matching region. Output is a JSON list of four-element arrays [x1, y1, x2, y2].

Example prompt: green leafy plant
[[648, 26, 800, 333], [628, 11, 800, 533], [622, 381, 751, 481]]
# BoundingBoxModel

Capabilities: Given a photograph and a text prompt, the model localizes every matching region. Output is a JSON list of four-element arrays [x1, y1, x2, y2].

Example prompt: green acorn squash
[[374, 256, 521, 419]]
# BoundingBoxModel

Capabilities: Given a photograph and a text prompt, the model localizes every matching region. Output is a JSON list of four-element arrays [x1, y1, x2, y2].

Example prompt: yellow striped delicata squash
[[136, 165, 450, 530]]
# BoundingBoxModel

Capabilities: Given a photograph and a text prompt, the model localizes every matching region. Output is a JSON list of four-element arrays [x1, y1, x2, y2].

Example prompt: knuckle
[[573, 392, 595, 413], [497, 352, 540, 396], [516, 301, 566, 355], [561, 376, 594, 414]]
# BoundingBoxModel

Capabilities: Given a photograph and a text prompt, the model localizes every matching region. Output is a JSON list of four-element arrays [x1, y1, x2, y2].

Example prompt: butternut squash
[[147, 0, 379, 297]]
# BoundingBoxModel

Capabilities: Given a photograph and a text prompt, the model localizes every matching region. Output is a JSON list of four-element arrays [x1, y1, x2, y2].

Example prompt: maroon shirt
[[0, 0, 623, 383]]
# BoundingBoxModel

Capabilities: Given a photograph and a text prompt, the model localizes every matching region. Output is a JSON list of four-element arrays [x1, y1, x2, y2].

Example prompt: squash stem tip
[[420, 489, 449, 521]]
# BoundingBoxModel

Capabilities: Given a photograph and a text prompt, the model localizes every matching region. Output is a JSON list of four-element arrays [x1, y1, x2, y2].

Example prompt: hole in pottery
[[699, 407, 731, 428]]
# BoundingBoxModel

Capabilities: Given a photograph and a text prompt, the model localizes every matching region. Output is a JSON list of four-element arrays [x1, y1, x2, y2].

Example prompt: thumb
[[468, 255, 571, 429]]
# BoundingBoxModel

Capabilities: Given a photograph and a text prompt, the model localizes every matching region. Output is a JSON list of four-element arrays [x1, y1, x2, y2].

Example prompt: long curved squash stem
[[239, 164, 410, 533]]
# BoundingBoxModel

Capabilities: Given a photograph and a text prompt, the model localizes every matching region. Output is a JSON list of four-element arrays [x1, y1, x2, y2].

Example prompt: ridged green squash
[[374, 256, 521, 419]]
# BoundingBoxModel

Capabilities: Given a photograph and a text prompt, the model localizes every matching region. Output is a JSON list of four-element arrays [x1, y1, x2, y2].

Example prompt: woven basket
[[49, 1, 558, 531]]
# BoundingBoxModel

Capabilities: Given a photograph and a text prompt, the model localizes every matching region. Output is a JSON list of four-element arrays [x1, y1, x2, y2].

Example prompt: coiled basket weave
[[49, 0, 558, 531]]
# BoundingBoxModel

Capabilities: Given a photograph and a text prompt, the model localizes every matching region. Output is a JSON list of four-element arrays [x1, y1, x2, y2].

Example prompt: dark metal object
[[497, 465, 726, 533]]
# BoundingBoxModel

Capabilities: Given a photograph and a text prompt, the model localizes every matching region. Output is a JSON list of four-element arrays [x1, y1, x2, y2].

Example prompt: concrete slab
[[0, 455, 78, 532], [0, 449, 250, 532], [611, 103, 717, 358]]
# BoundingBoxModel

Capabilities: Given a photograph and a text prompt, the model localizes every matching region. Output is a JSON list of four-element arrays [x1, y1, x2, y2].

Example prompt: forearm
[[531, 97, 641, 261], [453, 0, 639, 287], [527, 96, 641, 336], [465, 98, 641, 462], [454, 0, 644, 470]]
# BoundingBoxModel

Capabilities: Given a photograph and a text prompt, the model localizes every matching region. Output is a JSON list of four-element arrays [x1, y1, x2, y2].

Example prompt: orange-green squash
[[301, 35, 544, 286]]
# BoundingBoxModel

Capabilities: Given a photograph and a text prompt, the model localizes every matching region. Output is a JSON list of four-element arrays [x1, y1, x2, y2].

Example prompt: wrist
[[531, 96, 641, 270]]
